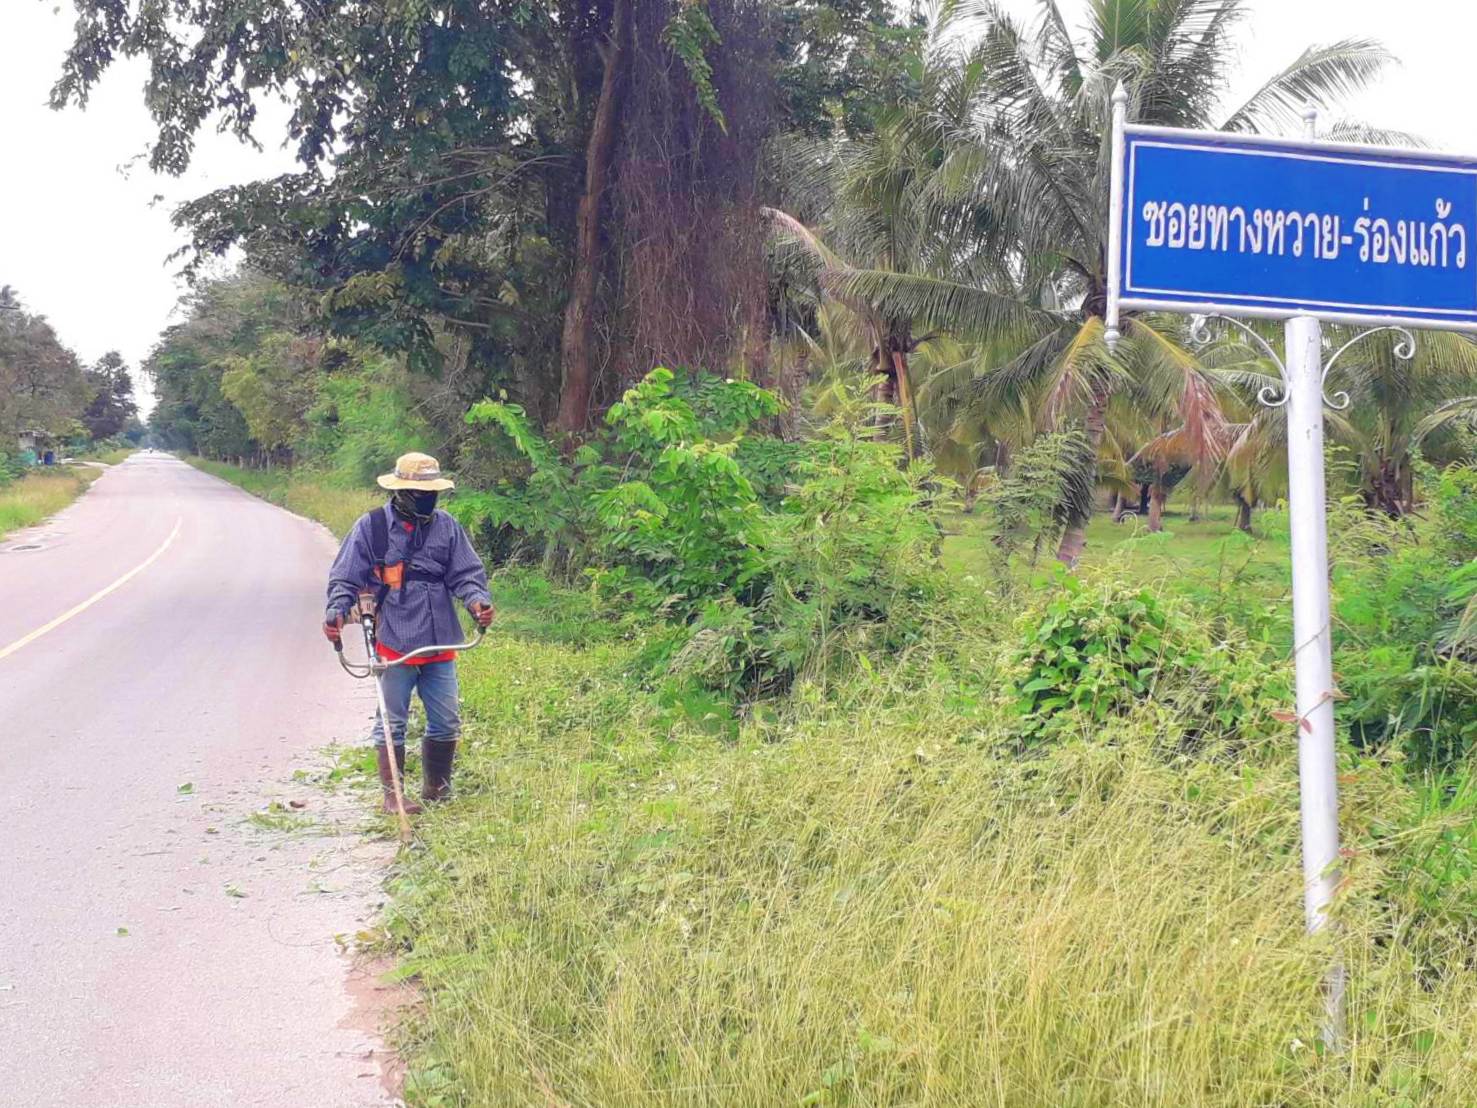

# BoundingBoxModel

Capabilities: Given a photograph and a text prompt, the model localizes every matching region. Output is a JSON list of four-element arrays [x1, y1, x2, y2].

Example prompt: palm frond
[[1324, 121, 1426, 148], [822, 267, 1059, 340], [1220, 38, 1394, 134], [1414, 395, 1477, 446], [762, 207, 849, 272]]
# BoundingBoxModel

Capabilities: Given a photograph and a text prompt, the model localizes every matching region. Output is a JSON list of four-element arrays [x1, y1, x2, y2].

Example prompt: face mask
[[392, 489, 439, 521]]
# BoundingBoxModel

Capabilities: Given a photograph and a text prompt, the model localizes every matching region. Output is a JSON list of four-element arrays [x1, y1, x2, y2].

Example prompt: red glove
[[323, 612, 344, 643], [471, 602, 495, 629]]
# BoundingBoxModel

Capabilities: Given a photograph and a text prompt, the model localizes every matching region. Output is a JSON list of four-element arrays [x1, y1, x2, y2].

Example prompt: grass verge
[[381, 575, 1477, 1106], [0, 467, 100, 540], [187, 457, 380, 538], [90, 446, 138, 465], [196, 466, 1477, 1104]]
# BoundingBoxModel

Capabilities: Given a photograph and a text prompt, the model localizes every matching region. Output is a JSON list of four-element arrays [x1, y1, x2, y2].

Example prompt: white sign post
[[1103, 88, 1477, 1044], [1283, 305, 1346, 1039]]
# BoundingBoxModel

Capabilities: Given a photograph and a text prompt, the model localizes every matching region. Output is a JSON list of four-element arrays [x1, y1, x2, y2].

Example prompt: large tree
[[81, 351, 139, 441], [0, 288, 90, 449], [53, 0, 915, 440]]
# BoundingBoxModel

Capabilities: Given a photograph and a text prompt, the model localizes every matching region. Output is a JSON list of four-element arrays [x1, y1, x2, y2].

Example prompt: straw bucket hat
[[377, 451, 455, 491]]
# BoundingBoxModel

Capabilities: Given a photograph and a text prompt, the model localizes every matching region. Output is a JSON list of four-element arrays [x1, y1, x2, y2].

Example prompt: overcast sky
[[4, 0, 1476, 412]]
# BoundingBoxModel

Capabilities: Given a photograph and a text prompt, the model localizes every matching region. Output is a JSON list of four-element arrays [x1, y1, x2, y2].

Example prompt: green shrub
[[457, 369, 781, 579], [1434, 466, 1477, 559], [1009, 573, 1287, 749], [459, 370, 949, 698], [1375, 774, 1477, 952], [1334, 469, 1477, 773], [0, 453, 24, 486]]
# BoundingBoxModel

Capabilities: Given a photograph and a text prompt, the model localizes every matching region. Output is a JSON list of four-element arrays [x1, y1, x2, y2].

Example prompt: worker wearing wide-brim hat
[[323, 452, 494, 813]]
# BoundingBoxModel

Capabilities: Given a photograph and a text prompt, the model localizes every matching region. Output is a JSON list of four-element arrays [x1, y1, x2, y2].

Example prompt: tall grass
[[203, 463, 1476, 1104], [187, 458, 380, 538], [0, 468, 97, 539], [381, 579, 1477, 1107]]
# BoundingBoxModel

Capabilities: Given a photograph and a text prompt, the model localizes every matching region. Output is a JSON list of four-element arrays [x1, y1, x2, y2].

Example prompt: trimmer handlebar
[[333, 617, 486, 679]]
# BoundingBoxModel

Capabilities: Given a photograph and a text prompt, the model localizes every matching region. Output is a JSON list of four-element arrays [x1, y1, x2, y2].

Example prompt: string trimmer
[[333, 588, 485, 840]]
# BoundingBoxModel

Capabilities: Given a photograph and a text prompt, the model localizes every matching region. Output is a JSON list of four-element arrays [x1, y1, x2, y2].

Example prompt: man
[[324, 452, 494, 813]]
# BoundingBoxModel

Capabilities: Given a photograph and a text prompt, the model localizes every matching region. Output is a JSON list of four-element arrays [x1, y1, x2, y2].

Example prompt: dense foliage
[[56, 0, 924, 435], [0, 284, 141, 472], [455, 369, 941, 697]]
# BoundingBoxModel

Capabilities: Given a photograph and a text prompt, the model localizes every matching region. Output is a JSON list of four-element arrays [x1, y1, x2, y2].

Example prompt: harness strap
[[365, 507, 392, 611], [363, 508, 445, 601]]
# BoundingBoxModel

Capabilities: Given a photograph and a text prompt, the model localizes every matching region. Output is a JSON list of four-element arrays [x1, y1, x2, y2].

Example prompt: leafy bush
[[1009, 573, 1287, 749], [659, 414, 945, 696], [453, 400, 588, 566], [591, 370, 774, 605], [1434, 465, 1477, 559], [1375, 774, 1477, 951], [458, 369, 948, 697], [1333, 468, 1477, 773], [982, 430, 1096, 564], [456, 368, 781, 577]]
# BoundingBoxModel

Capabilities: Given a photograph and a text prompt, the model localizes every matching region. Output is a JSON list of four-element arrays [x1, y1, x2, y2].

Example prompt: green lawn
[[940, 503, 1297, 647], [941, 502, 1289, 587]]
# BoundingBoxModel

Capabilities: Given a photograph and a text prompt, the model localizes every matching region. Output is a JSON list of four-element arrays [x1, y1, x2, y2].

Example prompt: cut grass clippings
[[0, 467, 99, 540]]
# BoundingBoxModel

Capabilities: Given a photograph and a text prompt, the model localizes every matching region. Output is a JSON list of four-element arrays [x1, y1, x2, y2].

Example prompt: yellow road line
[[0, 516, 184, 663]]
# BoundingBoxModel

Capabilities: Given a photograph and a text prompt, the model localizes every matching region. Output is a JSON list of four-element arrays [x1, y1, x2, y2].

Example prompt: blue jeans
[[368, 660, 461, 749]]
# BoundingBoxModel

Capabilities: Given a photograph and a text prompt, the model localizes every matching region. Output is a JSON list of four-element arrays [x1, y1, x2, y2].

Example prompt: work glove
[[323, 611, 345, 643], [471, 602, 495, 629]]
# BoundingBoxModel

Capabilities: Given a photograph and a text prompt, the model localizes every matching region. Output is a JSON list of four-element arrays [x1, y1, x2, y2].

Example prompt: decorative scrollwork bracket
[[1189, 315, 1416, 410]]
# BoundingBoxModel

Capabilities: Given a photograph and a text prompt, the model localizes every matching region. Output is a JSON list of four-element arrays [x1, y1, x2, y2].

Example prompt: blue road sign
[[1109, 125, 1477, 330]]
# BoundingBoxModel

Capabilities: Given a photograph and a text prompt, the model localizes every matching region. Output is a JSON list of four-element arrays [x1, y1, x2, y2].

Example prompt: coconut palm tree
[[811, 0, 1392, 564], [1325, 331, 1477, 514], [765, 0, 1057, 460]]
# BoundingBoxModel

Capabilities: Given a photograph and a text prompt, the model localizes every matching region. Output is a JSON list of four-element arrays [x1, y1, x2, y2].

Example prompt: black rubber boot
[[422, 739, 459, 803], [377, 745, 423, 815]]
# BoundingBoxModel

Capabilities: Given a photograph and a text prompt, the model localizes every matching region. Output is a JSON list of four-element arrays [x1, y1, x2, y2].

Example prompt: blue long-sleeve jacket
[[326, 504, 490, 654]]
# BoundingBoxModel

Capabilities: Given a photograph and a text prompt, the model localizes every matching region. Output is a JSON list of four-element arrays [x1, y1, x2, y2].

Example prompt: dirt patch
[[341, 953, 418, 1103]]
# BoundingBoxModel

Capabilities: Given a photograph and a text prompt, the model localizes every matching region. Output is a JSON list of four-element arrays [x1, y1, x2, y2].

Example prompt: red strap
[[375, 641, 454, 666]]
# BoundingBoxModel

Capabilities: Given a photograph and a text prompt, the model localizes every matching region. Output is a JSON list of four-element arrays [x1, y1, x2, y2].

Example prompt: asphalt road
[[0, 454, 398, 1107]]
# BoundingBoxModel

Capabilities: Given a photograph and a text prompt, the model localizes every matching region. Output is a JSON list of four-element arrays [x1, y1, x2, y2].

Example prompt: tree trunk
[[1111, 491, 1128, 522], [1055, 383, 1111, 567], [892, 349, 918, 460], [556, 0, 632, 436], [871, 347, 896, 438], [1147, 484, 1166, 532], [776, 350, 807, 440], [993, 439, 1011, 478], [1235, 493, 1253, 533], [1364, 456, 1408, 516]]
